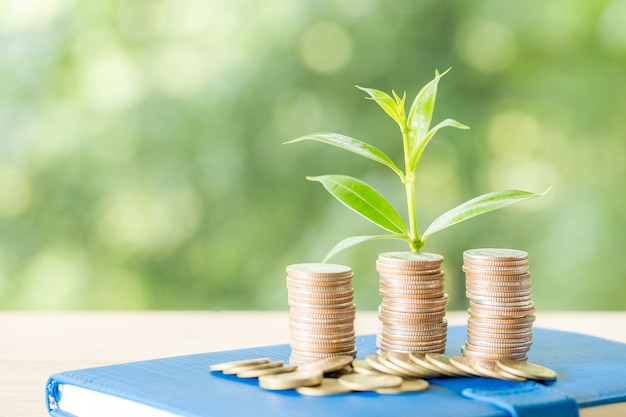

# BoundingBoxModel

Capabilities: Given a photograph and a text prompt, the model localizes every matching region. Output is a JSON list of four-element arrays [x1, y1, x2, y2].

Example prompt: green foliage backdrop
[[1, 0, 625, 310]]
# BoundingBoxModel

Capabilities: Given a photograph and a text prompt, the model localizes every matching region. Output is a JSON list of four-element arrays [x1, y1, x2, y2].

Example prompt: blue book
[[45, 326, 626, 417]]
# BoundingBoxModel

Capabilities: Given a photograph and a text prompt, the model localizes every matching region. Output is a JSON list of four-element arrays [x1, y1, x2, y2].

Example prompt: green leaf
[[356, 86, 405, 128], [406, 68, 451, 154], [422, 189, 549, 240], [408, 118, 470, 172], [322, 234, 411, 262], [284, 132, 404, 179], [307, 175, 408, 234]]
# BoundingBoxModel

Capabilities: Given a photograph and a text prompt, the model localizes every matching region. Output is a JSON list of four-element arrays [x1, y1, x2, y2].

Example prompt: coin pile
[[354, 353, 556, 382], [210, 355, 432, 395], [461, 248, 535, 361], [210, 353, 557, 395], [286, 263, 357, 365], [376, 252, 448, 355]]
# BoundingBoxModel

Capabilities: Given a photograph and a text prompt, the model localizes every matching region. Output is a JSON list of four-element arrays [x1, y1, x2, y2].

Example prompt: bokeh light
[[1, 0, 624, 310]]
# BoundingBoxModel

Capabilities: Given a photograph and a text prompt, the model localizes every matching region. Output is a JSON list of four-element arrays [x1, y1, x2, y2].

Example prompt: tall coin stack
[[462, 248, 535, 361], [286, 263, 357, 365], [376, 252, 448, 355]]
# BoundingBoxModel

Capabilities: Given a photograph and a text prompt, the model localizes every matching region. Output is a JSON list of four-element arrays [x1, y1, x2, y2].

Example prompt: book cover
[[46, 326, 626, 417]]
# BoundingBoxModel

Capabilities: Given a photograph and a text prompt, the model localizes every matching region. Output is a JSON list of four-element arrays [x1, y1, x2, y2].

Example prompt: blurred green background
[[1, 0, 625, 311]]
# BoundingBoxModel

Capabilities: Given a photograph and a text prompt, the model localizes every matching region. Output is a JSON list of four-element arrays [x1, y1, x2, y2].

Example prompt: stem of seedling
[[402, 127, 422, 252]]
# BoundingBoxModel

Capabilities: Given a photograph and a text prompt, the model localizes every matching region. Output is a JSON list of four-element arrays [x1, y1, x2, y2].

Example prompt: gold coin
[[464, 272, 531, 282], [296, 378, 353, 396], [377, 266, 442, 276], [462, 265, 528, 274], [378, 251, 444, 265], [352, 359, 386, 376], [286, 263, 352, 276], [364, 354, 405, 376], [297, 355, 354, 374], [259, 370, 323, 390], [462, 345, 528, 361], [425, 354, 473, 377], [496, 359, 557, 381], [384, 354, 441, 378], [237, 364, 297, 378], [408, 353, 456, 376], [463, 248, 528, 261], [210, 357, 270, 372], [468, 359, 526, 381], [448, 356, 481, 377], [338, 373, 403, 391], [222, 360, 284, 375], [375, 378, 430, 394], [379, 273, 445, 282], [376, 355, 417, 378]]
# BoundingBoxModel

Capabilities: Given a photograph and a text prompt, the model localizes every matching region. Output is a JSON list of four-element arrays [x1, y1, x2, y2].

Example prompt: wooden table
[[2, 311, 625, 417]]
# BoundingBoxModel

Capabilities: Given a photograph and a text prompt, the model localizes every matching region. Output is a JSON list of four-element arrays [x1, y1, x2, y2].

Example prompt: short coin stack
[[376, 252, 448, 355], [286, 263, 357, 364], [462, 248, 535, 361]]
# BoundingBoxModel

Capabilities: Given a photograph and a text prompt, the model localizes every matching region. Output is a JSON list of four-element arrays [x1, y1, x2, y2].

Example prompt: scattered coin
[[496, 359, 558, 381], [222, 361, 284, 375], [448, 355, 485, 377], [297, 355, 354, 374], [210, 358, 270, 372], [352, 359, 386, 376], [237, 364, 297, 378], [408, 352, 456, 377], [338, 373, 403, 391], [425, 354, 473, 377], [375, 378, 430, 394], [384, 353, 441, 378], [259, 370, 323, 390], [468, 359, 526, 382], [365, 354, 405, 376], [295, 378, 353, 396]]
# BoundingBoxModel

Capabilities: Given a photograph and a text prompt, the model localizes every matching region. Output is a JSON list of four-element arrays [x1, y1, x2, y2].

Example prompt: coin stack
[[286, 263, 357, 365], [376, 252, 448, 355], [462, 248, 535, 361]]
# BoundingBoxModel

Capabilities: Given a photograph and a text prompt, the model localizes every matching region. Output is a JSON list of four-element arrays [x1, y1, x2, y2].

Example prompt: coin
[[461, 345, 528, 361], [375, 378, 430, 394], [297, 355, 354, 374], [210, 357, 270, 372], [352, 359, 386, 376], [222, 361, 284, 375], [378, 251, 444, 267], [468, 359, 526, 381], [384, 354, 441, 378], [463, 248, 528, 261], [296, 378, 353, 396], [408, 353, 456, 376], [496, 360, 558, 380], [237, 364, 298, 378], [425, 354, 473, 377], [376, 355, 417, 378], [338, 373, 403, 391], [258, 370, 323, 390], [448, 356, 482, 377], [365, 354, 405, 376], [286, 263, 352, 277]]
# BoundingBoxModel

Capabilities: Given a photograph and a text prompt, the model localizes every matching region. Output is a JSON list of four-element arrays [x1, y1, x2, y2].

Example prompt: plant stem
[[402, 128, 421, 252]]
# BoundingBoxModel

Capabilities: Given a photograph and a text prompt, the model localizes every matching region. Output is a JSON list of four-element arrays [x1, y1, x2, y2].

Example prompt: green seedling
[[285, 69, 547, 262]]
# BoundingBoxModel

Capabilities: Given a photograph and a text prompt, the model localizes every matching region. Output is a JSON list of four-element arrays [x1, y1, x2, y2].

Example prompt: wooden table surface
[[2, 311, 625, 417]]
